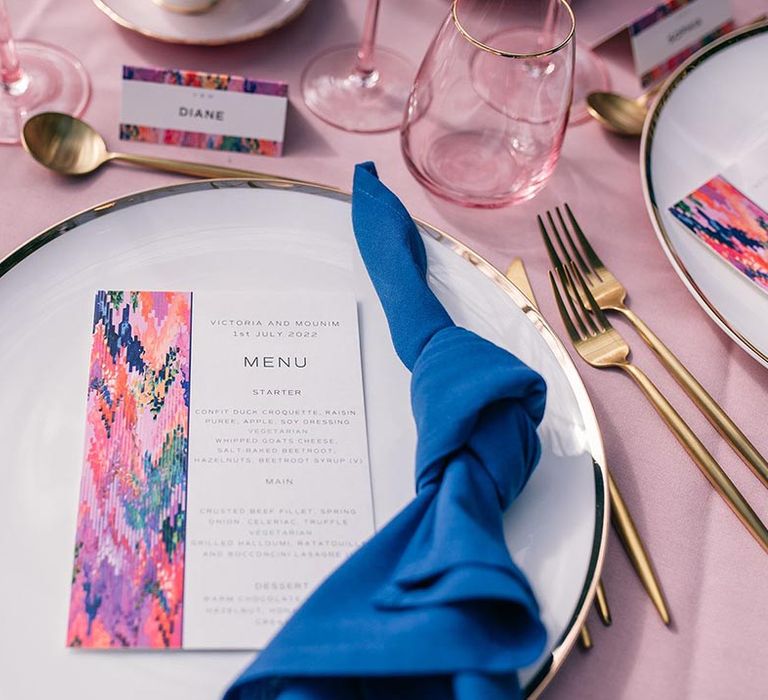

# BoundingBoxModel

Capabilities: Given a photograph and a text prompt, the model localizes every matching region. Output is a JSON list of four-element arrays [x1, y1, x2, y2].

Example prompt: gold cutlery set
[[509, 205, 768, 643]]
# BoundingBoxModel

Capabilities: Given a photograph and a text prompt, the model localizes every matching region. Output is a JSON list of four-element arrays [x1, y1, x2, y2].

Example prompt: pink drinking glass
[[401, 0, 575, 208], [0, 0, 90, 144]]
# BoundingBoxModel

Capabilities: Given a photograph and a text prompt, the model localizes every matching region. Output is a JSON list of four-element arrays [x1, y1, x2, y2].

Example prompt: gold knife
[[505, 258, 671, 627]]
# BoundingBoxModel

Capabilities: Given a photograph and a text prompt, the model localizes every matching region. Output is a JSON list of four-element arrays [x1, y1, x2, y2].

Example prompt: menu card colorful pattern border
[[68, 291, 192, 648], [120, 66, 286, 156], [670, 176, 768, 293]]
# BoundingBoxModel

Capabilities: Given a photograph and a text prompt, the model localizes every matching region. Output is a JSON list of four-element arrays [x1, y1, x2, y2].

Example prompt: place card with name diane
[[120, 65, 288, 156]]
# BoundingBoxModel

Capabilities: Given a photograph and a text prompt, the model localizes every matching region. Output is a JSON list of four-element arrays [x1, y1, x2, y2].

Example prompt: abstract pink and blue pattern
[[670, 176, 768, 293], [68, 291, 192, 648]]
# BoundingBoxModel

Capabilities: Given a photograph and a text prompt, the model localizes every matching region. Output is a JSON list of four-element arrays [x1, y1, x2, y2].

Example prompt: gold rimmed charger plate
[[0, 177, 607, 698], [641, 21, 768, 369], [92, 0, 310, 46]]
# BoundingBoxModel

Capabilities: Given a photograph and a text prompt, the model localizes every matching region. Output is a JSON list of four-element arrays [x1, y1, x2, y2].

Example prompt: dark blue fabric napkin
[[223, 162, 548, 700]]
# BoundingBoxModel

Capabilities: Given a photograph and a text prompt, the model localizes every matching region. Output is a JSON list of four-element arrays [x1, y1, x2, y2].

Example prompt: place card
[[67, 290, 374, 649], [566, 0, 655, 49], [629, 0, 734, 87], [670, 135, 768, 292], [120, 65, 288, 156]]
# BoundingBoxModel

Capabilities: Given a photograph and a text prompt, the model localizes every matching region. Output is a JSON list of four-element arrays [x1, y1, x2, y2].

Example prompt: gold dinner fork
[[548, 260, 768, 554], [539, 205, 768, 490]]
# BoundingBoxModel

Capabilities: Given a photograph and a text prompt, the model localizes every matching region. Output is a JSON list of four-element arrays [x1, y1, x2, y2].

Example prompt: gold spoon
[[586, 86, 660, 137], [22, 112, 279, 179]]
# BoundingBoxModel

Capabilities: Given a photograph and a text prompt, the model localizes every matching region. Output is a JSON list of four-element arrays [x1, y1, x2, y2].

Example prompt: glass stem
[[0, 0, 26, 93], [355, 0, 380, 79], [540, 0, 558, 51]]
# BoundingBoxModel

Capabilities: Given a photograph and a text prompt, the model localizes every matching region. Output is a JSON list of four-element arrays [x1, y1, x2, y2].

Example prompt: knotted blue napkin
[[223, 162, 548, 700]]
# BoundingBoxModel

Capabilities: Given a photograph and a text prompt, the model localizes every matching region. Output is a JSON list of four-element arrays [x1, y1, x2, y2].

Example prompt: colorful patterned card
[[670, 162, 768, 294], [120, 65, 288, 156], [68, 291, 192, 649], [68, 290, 375, 649]]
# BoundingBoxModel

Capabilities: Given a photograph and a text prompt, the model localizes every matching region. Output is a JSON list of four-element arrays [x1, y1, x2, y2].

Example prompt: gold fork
[[548, 260, 768, 554], [539, 205, 768, 490]]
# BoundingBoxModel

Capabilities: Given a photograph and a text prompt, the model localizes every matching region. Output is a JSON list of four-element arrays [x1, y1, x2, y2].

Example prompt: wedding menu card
[[67, 290, 374, 649], [670, 135, 768, 293]]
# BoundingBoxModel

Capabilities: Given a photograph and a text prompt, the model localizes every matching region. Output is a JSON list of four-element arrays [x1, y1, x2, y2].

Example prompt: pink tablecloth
[[2, 1, 767, 698]]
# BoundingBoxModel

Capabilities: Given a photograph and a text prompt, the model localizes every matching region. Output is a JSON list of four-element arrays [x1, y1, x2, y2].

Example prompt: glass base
[[403, 130, 556, 209], [301, 44, 414, 133], [0, 41, 91, 145], [570, 41, 610, 125]]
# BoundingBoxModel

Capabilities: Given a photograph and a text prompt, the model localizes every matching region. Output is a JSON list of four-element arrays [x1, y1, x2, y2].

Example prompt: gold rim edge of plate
[[91, 0, 311, 46], [641, 21, 768, 368], [0, 176, 609, 697]]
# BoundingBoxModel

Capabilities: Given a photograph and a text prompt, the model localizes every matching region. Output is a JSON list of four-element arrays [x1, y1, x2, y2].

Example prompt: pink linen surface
[[1, 1, 767, 698]]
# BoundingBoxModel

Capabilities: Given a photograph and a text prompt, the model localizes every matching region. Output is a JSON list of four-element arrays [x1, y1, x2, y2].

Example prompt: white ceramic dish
[[0, 179, 607, 698], [642, 22, 768, 369], [93, 0, 309, 45]]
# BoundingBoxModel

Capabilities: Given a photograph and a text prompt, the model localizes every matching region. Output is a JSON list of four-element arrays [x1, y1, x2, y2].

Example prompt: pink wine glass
[[0, 0, 90, 145], [401, 0, 575, 208], [301, 0, 414, 133]]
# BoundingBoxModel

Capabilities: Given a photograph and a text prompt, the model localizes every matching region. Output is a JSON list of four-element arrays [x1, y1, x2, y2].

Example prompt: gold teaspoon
[[586, 87, 659, 137], [21, 112, 280, 180]]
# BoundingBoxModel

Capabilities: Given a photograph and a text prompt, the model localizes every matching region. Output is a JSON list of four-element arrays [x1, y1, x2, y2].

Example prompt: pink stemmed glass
[[301, 0, 414, 133], [401, 0, 575, 208], [0, 0, 90, 145]]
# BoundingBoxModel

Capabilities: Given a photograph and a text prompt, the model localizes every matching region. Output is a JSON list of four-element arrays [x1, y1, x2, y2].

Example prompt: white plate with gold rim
[[642, 22, 768, 369], [0, 179, 607, 698], [92, 0, 309, 46]]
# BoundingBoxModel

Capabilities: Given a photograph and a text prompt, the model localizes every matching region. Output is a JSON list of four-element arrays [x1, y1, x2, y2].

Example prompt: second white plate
[[642, 22, 768, 369]]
